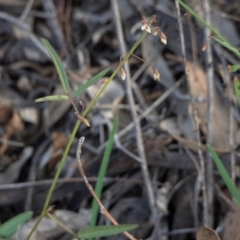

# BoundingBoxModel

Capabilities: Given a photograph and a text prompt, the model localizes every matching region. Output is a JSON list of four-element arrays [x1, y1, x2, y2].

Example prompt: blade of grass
[[71, 68, 111, 98], [41, 38, 69, 93], [207, 145, 240, 206], [211, 37, 240, 59], [78, 224, 138, 239], [35, 95, 69, 102], [90, 117, 119, 227]]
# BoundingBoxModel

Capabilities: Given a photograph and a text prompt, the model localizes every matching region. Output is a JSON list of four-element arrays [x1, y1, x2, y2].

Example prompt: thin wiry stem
[[111, 0, 156, 217], [76, 137, 137, 240], [175, 0, 208, 226], [203, 0, 214, 227]]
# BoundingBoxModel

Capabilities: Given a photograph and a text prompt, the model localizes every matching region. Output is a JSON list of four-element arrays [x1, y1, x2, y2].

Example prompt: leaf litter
[[0, 0, 240, 239]]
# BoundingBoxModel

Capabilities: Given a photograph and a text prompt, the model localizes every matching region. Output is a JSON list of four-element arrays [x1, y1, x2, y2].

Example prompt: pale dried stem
[[203, 0, 214, 227], [111, 0, 156, 219], [76, 137, 137, 240]]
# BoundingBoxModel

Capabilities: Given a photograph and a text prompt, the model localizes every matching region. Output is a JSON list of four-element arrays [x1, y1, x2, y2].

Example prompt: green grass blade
[[71, 68, 111, 98], [78, 224, 138, 239], [207, 145, 240, 206], [90, 117, 119, 227], [0, 211, 32, 237], [41, 38, 69, 93], [211, 37, 240, 59], [234, 78, 240, 105], [35, 95, 69, 102]]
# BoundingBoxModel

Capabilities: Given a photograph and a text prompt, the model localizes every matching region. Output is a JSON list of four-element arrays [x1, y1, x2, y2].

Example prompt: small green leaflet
[[41, 38, 69, 93], [77, 224, 138, 239], [234, 78, 240, 105], [229, 64, 240, 73], [71, 68, 111, 98], [0, 211, 32, 237], [35, 95, 69, 102]]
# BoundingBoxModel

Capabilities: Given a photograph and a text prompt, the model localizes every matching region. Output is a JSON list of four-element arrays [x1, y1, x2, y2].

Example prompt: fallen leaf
[[196, 226, 221, 240]]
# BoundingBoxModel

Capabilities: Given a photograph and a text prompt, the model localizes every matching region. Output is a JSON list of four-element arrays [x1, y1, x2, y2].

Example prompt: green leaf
[[211, 37, 240, 59], [229, 64, 240, 73], [41, 38, 69, 93], [90, 117, 119, 227], [78, 224, 138, 239], [71, 68, 111, 98], [207, 145, 240, 206], [234, 78, 240, 105], [35, 95, 69, 102], [0, 211, 32, 237]]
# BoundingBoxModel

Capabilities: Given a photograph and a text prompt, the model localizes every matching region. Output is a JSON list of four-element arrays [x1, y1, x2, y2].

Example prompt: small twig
[[175, 0, 209, 227], [76, 137, 137, 240]]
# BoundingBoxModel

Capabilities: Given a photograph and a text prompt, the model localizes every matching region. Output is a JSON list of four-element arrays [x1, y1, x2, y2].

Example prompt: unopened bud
[[120, 67, 126, 80], [75, 112, 90, 127], [150, 15, 157, 24], [152, 67, 160, 81], [202, 42, 207, 51], [152, 27, 160, 36], [141, 16, 147, 25], [159, 31, 167, 44]]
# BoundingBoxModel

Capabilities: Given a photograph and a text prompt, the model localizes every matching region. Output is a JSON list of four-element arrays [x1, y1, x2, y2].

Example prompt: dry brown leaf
[[196, 226, 221, 240], [186, 61, 236, 151], [222, 203, 240, 240], [51, 132, 68, 152]]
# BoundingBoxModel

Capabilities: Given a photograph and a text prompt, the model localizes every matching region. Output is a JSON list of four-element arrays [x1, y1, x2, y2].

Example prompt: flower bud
[[159, 31, 167, 44], [152, 67, 160, 81], [120, 67, 126, 80]]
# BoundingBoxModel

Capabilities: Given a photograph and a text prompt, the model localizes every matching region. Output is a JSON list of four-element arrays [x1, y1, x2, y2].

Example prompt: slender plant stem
[[26, 31, 147, 240]]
